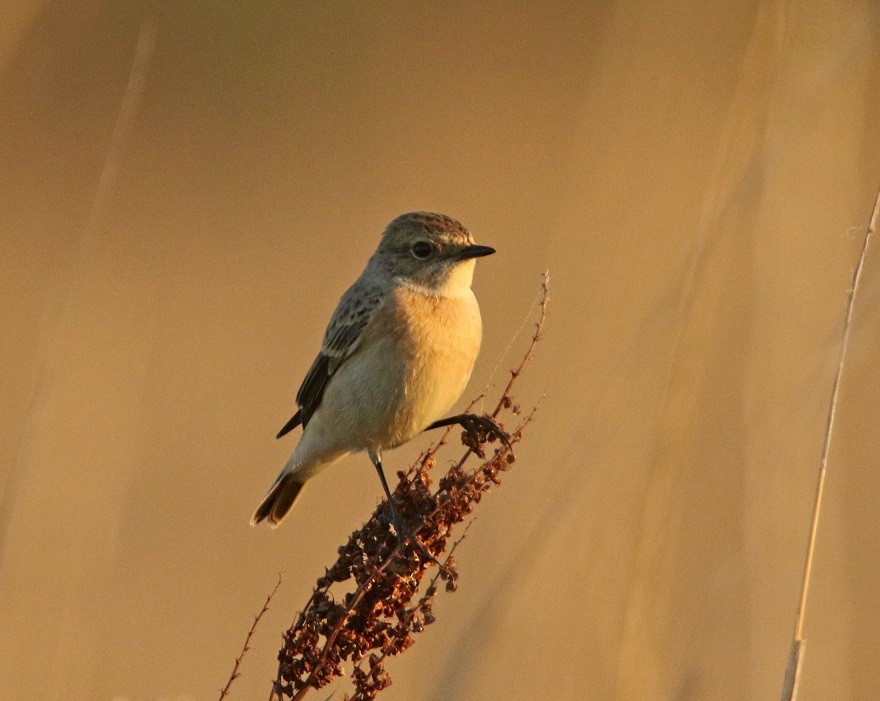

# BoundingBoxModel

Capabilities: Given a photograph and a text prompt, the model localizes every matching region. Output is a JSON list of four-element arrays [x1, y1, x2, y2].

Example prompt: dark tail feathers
[[250, 473, 306, 527]]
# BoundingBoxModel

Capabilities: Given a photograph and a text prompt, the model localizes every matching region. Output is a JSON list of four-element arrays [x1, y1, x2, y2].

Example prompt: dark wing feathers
[[275, 409, 302, 439], [296, 313, 371, 426], [276, 282, 384, 436]]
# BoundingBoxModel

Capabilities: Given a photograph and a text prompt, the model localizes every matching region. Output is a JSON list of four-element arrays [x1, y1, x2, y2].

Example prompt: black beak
[[457, 244, 496, 261]]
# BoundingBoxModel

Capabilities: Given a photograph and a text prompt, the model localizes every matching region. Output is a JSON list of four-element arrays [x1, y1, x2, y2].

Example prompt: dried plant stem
[[491, 271, 549, 418], [220, 574, 283, 700], [282, 410, 536, 701], [267, 276, 548, 701], [781, 187, 878, 701], [347, 523, 473, 701]]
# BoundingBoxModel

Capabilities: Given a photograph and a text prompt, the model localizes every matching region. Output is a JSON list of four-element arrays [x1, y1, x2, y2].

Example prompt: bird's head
[[376, 212, 495, 295]]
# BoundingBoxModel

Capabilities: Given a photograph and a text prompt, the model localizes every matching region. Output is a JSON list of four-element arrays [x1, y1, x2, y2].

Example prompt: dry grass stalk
[[265, 273, 549, 701], [780, 189, 878, 701], [219, 574, 283, 700]]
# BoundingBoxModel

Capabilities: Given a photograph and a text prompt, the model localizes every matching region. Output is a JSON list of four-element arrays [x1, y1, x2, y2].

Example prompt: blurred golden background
[[2, 2, 879, 699]]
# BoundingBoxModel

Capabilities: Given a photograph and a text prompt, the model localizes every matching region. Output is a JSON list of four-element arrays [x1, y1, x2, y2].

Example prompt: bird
[[251, 211, 507, 531]]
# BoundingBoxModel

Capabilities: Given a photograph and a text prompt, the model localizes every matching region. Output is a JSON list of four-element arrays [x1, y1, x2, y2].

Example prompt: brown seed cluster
[[269, 274, 548, 701], [270, 414, 530, 701]]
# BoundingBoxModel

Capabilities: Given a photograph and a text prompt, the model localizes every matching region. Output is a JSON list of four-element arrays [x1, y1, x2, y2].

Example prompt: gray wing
[[277, 281, 385, 436]]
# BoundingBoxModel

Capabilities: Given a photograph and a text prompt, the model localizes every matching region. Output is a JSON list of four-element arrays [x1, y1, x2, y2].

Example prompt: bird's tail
[[250, 472, 306, 527]]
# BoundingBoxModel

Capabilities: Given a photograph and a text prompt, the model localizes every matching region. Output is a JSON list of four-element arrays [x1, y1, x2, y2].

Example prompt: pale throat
[[405, 259, 476, 298]]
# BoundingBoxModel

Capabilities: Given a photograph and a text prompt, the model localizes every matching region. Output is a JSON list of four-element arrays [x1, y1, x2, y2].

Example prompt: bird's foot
[[455, 413, 513, 458], [426, 412, 513, 458]]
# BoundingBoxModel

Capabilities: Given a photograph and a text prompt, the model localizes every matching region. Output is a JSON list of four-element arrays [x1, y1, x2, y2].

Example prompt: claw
[[425, 412, 515, 458], [464, 415, 513, 455]]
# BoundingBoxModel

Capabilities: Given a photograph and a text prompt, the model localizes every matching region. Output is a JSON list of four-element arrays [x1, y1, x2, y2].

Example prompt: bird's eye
[[411, 241, 434, 259]]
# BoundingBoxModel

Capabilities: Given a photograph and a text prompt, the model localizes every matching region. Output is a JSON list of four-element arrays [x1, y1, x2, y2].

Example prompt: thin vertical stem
[[781, 185, 878, 701], [219, 574, 283, 700]]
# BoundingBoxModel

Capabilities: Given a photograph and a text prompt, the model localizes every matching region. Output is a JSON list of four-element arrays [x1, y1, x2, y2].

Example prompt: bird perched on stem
[[252, 212, 508, 538]]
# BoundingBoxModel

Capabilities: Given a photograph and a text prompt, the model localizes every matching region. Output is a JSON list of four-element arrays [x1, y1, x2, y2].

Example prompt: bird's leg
[[368, 449, 436, 563], [424, 413, 513, 457], [370, 450, 403, 532]]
